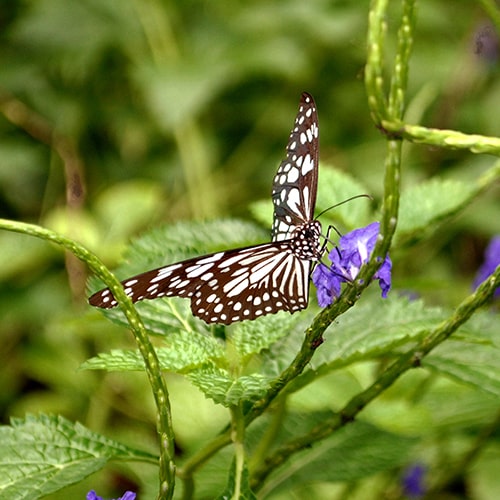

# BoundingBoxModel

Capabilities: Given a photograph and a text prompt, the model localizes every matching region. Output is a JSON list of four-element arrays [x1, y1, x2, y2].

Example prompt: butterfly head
[[291, 220, 323, 260]]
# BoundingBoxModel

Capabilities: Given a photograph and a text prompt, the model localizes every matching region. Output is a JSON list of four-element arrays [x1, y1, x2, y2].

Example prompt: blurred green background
[[0, 0, 499, 498]]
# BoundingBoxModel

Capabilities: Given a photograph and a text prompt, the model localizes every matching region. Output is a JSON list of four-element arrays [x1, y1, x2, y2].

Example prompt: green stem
[[388, 0, 415, 118], [365, 0, 389, 122], [0, 219, 176, 500], [477, 0, 500, 30], [230, 404, 246, 499], [248, 398, 287, 474], [381, 120, 500, 155]]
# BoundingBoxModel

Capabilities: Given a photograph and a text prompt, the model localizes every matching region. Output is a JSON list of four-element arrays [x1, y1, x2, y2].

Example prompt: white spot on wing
[[185, 262, 214, 278], [301, 154, 314, 175]]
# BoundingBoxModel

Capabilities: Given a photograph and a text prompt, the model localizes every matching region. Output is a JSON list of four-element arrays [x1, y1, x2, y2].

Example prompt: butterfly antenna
[[315, 194, 373, 220]]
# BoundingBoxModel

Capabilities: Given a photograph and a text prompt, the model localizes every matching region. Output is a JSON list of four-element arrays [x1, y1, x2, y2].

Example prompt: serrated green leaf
[[97, 294, 212, 337], [188, 367, 272, 407], [229, 312, 305, 359], [313, 295, 445, 369], [82, 330, 225, 373], [266, 419, 416, 494], [425, 330, 500, 397], [0, 414, 156, 499], [396, 178, 473, 237]]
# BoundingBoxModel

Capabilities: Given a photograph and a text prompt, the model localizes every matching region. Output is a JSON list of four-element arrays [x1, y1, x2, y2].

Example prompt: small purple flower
[[402, 463, 426, 498], [473, 236, 500, 298], [312, 262, 341, 307], [474, 24, 499, 65], [313, 222, 392, 307], [87, 491, 136, 500]]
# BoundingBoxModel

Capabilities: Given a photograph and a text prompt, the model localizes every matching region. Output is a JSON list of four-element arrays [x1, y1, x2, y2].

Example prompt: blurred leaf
[[0, 231, 55, 281], [216, 460, 256, 500], [266, 419, 416, 494], [0, 414, 155, 499], [418, 380, 500, 431], [43, 207, 100, 249], [0, 140, 47, 214], [93, 180, 166, 244], [316, 166, 372, 229], [396, 178, 474, 243], [136, 60, 234, 130], [312, 296, 446, 369], [10, 0, 137, 82], [426, 337, 500, 397]]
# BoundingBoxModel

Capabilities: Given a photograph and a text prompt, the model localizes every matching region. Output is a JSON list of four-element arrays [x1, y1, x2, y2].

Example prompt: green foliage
[[396, 177, 475, 244], [1, 1, 500, 499], [0, 414, 156, 499], [261, 420, 417, 488]]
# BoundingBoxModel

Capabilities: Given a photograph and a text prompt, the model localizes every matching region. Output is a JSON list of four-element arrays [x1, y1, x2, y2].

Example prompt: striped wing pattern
[[89, 242, 311, 325], [271, 92, 319, 242], [89, 92, 321, 324]]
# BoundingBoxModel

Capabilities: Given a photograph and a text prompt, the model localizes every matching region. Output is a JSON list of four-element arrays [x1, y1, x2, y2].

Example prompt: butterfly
[[89, 92, 322, 325]]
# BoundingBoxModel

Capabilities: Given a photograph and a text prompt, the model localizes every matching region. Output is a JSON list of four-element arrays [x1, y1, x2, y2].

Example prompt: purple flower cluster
[[87, 491, 136, 500], [473, 236, 500, 298], [402, 463, 426, 498], [313, 222, 392, 307]]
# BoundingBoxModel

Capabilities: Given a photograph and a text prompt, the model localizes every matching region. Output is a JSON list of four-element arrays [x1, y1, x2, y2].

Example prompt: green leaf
[[315, 166, 372, 229], [82, 329, 225, 373], [93, 180, 166, 243], [313, 295, 445, 368], [188, 367, 272, 407], [136, 59, 232, 130], [229, 312, 306, 359], [216, 459, 257, 500], [265, 419, 416, 494], [425, 312, 500, 397], [396, 177, 473, 242], [0, 414, 156, 499]]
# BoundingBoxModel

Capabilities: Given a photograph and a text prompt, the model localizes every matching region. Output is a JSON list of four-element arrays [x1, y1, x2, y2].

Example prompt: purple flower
[[402, 463, 426, 498], [87, 491, 136, 500], [313, 261, 341, 307], [313, 222, 392, 307], [473, 236, 500, 298], [474, 24, 499, 65]]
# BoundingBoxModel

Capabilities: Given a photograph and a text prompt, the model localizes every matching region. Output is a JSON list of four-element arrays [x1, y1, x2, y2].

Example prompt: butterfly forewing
[[271, 92, 319, 242], [89, 92, 321, 325]]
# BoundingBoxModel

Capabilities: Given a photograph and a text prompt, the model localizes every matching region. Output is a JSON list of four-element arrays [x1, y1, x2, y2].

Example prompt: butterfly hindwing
[[89, 243, 311, 324]]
